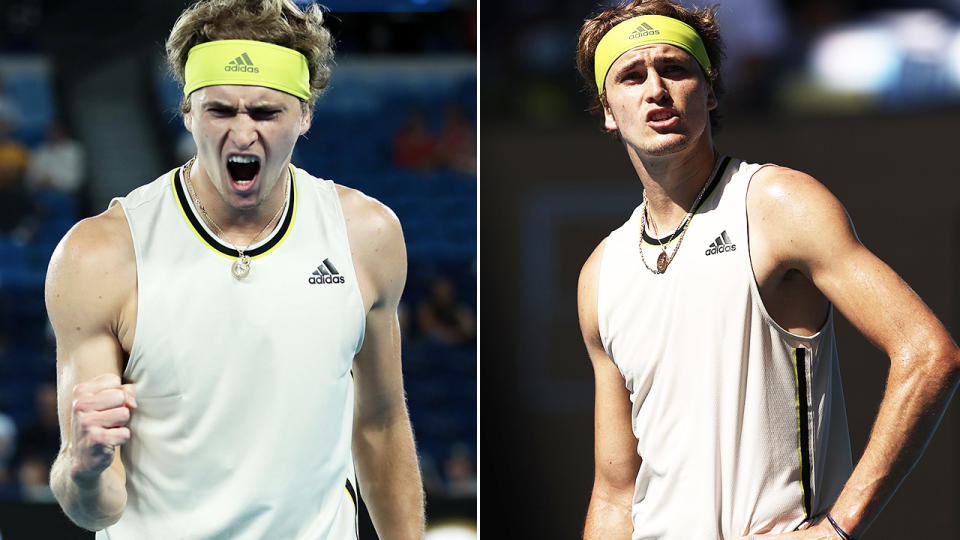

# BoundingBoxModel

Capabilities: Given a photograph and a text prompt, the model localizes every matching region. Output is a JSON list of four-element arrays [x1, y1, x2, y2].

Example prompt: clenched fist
[[68, 374, 137, 487]]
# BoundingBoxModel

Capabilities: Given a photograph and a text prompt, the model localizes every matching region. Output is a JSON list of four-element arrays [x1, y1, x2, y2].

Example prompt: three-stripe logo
[[628, 22, 660, 39], [224, 52, 260, 73], [308, 258, 345, 284], [705, 230, 736, 256]]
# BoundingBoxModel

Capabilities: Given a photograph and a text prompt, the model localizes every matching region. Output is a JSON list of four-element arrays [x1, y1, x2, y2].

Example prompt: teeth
[[228, 155, 259, 164]]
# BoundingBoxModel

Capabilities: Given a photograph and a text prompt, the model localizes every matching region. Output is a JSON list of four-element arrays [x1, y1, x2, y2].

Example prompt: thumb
[[121, 383, 137, 408]]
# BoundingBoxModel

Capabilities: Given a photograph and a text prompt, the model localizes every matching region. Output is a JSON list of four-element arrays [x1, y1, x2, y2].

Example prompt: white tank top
[[597, 157, 853, 539], [98, 165, 364, 540]]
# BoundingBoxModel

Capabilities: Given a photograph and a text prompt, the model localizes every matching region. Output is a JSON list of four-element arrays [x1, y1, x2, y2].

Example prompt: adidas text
[[225, 64, 260, 73], [629, 29, 660, 38], [308, 275, 345, 285], [705, 244, 736, 256]]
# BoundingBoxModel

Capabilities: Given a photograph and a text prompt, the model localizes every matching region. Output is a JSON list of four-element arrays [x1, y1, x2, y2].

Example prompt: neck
[[187, 158, 288, 246], [630, 141, 717, 233]]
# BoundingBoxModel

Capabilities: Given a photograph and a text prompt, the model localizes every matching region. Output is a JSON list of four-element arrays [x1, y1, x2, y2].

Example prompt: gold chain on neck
[[637, 156, 720, 275], [182, 156, 288, 279]]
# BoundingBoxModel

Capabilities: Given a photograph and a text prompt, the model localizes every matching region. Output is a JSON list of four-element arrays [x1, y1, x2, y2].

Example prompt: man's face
[[184, 85, 310, 210], [602, 44, 716, 158]]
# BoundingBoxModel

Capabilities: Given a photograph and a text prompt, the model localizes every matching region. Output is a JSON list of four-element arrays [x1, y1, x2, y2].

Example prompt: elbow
[[77, 514, 123, 533], [50, 462, 126, 531], [892, 338, 960, 386], [945, 346, 960, 384], [927, 341, 960, 380]]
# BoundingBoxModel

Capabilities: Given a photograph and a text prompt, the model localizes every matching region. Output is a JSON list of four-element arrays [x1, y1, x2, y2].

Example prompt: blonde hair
[[166, 0, 334, 112]]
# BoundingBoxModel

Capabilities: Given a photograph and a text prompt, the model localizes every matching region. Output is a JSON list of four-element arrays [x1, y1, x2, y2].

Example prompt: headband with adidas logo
[[594, 14, 713, 97], [183, 39, 311, 101]]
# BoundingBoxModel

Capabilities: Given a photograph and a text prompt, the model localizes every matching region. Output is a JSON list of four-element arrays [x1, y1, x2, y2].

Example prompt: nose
[[645, 68, 668, 103], [229, 113, 258, 149]]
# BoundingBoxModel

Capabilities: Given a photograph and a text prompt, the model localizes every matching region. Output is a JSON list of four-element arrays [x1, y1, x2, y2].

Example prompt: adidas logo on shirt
[[628, 22, 660, 39], [308, 258, 345, 284], [225, 52, 260, 73], [705, 230, 737, 256]]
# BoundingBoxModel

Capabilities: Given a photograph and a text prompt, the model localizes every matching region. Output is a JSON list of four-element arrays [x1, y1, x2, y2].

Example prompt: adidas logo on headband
[[628, 22, 660, 39], [225, 52, 260, 73]]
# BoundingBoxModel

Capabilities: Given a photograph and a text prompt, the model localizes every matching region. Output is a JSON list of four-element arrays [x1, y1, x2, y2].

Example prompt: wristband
[[826, 513, 855, 540]]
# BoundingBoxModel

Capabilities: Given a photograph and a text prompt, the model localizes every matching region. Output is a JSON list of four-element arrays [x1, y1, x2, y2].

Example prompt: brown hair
[[166, 0, 335, 113], [576, 0, 725, 131]]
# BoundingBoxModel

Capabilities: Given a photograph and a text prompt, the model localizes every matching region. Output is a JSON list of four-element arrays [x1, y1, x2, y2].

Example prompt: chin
[[639, 135, 694, 157]]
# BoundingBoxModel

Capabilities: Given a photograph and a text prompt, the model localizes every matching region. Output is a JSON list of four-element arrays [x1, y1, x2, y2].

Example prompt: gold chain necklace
[[637, 157, 718, 274], [182, 157, 288, 280]]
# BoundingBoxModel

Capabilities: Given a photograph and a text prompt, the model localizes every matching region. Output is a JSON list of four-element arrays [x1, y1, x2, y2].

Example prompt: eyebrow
[[613, 54, 688, 77], [202, 102, 286, 112]]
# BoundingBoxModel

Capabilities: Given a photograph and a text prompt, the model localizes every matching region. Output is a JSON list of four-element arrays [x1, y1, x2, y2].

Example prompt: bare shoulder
[[48, 204, 134, 277], [747, 165, 849, 225], [45, 204, 136, 330], [335, 184, 406, 307], [336, 184, 404, 247], [579, 237, 609, 295], [578, 237, 609, 342], [747, 164, 858, 273]]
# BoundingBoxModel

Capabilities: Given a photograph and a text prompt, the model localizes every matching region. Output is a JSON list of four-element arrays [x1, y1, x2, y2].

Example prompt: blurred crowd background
[[484, 0, 960, 123], [482, 1, 960, 539], [0, 0, 475, 537]]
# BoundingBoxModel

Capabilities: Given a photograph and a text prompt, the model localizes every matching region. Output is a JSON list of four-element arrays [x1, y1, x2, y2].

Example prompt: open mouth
[[649, 110, 676, 122], [646, 109, 680, 129], [227, 155, 261, 187]]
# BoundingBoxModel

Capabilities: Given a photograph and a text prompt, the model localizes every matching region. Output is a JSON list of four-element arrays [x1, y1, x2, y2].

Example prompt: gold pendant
[[232, 255, 251, 280], [656, 251, 668, 273]]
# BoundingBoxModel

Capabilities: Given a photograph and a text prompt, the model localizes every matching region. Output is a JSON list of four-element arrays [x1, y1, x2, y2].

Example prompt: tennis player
[[575, 1, 959, 538], [46, 1, 424, 538]]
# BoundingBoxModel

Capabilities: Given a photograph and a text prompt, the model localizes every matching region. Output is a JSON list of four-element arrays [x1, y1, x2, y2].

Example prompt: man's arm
[[46, 205, 137, 530], [341, 187, 425, 539], [579, 239, 642, 540], [744, 167, 960, 539]]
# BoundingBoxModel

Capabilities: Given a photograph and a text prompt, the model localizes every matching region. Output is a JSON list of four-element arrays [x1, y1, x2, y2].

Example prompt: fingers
[[73, 380, 137, 412], [70, 377, 135, 449], [78, 406, 131, 429], [80, 424, 132, 448], [73, 387, 127, 412], [120, 383, 137, 408], [96, 426, 131, 447]]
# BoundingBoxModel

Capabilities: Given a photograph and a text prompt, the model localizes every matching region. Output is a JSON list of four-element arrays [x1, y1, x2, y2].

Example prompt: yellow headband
[[183, 39, 311, 100], [594, 14, 713, 96]]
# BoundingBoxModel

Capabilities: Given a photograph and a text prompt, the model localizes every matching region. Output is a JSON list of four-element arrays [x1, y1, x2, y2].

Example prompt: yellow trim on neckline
[[171, 164, 297, 260]]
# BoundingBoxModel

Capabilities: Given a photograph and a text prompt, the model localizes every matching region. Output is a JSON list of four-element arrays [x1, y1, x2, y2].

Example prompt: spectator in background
[[442, 443, 476, 498], [417, 276, 475, 345], [11, 381, 60, 502], [0, 117, 34, 235], [0, 412, 16, 495], [26, 120, 86, 197], [435, 104, 476, 174], [393, 109, 437, 171], [0, 74, 19, 127], [18, 454, 55, 502], [15, 381, 60, 471]]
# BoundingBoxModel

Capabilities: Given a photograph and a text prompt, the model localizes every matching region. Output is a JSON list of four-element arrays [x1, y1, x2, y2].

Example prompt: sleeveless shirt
[[597, 157, 853, 539], [97, 165, 364, 539]]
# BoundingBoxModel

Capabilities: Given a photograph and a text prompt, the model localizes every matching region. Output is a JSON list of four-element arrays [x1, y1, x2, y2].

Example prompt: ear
[[603, 104, 619, 132], [299, 111, 311, 135], [183, 111, 193, 133], [706, 85, 718, 111]]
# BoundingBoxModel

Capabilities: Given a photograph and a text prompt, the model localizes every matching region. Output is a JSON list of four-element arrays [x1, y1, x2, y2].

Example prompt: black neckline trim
[[641, 155, 731, 245], [174, 166, 296, 259]]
